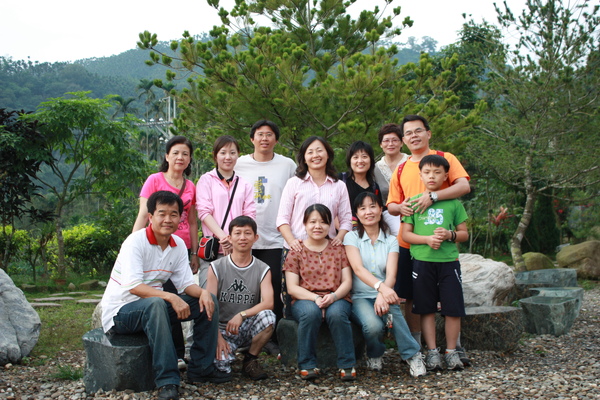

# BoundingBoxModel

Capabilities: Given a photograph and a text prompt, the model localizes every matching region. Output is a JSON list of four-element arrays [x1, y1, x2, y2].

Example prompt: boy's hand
[[433, 227, 450, 240], [426, 234, 443, 250]]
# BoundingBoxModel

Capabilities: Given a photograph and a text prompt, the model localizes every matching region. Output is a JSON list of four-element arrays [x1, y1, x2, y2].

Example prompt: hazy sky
[[1, 0, 528, 63]]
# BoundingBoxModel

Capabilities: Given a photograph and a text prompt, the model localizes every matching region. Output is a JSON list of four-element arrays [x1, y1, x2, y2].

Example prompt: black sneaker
[[157, 384, 179, 400], [456, 346, 471, 366], [187, 369, 232, 384], [242, 358, 268, 380]]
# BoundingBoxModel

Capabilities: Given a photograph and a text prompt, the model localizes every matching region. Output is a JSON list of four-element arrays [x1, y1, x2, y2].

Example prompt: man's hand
[[409, 191, 433, 214], [169, 294, 191, 320], [226, 313, 243, 335], [399, 200, 415, 216], [198, 289, 215, 320], [216, 334, 231, 360]]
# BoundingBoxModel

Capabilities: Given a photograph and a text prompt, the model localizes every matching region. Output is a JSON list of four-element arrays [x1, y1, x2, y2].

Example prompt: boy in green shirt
[[401, 155, 469, 371]]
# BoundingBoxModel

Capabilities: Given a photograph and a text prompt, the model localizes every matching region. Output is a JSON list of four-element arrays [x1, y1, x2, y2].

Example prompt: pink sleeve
[[337, 182, 353, 232], [195, 174, 214, 221], [276, 178, 296, 228], [139, 174, 158, 199]]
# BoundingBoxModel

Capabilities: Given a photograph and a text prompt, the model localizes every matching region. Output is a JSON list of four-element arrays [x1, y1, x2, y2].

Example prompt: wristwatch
[[429, 191, 438, 203], [239, 311, 247, 320], [374, 280, 383, 291]]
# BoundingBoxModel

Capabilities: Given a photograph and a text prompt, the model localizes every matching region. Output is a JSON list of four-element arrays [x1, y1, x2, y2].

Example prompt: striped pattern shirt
[[276, 174, 353, 248]]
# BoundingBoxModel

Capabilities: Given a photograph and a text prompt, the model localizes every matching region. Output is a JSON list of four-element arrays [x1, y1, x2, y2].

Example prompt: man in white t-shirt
[[235, 120, 296, 325], [101, 191, 230, 400]]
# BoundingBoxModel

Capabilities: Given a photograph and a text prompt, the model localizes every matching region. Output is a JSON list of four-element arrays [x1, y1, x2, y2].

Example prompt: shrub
[[62, 223, 116, 276]]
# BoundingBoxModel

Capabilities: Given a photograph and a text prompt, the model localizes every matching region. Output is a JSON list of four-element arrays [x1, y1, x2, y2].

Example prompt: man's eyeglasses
[[403, 128, 427, 137], [256, 133, 275, 139]]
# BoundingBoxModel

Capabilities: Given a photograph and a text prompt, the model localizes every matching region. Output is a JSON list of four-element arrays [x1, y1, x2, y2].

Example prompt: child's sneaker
[[444, 349, 465, 370], [406, 352, 427, 377], [299, 368, 320, 380], [340, 367, 356, 381], [366, 356, 383, 371], [425, 348, 443, 371]]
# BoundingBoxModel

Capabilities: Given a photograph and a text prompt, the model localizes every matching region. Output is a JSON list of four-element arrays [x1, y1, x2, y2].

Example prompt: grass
[[52, 364, 84, 380], [578, 279, 600, 291], [27, 290, 104, 359]]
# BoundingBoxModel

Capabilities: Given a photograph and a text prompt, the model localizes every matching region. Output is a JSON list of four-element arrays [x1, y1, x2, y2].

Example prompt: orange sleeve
[[386, 164, 402, 206], [445, 152, 470, 184]]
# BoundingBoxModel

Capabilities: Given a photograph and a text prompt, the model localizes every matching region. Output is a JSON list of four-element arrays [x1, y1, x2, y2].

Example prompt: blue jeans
[[112, 294, 219, 387], [351, 297, 420, 360], [291, 299, 355, 370]]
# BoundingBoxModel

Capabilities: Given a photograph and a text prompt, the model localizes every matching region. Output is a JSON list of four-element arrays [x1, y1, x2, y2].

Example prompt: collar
[[359, 229, 386, 243], [216, 168, 235, 183], [145, 225, 177, 247], [302, 172, 334, 183]]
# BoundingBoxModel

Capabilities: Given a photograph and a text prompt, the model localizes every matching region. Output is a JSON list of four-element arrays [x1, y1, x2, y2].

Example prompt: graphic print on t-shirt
[[254, 176, 272, 204], [220, 278, 256, 304]]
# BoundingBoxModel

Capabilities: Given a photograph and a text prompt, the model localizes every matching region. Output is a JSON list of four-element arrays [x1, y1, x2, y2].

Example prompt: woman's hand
[[220, 235, 233, 255], [378, 283, 400, 305], [289, 238, 303, 253], [316, 293, 336, 309], [190, 254, 199, 274], [374, 293, 389, 317]]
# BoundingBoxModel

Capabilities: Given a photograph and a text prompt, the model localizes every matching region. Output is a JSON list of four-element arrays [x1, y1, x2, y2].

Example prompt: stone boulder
[[0, 270, 41, 365], [512, 269, 578, 301], [460, 254, 515, 307], [91, 303, 103, 329], [556, 241, 600, 280], [80, 280, 99, 290], [523, 252, 555, 271]]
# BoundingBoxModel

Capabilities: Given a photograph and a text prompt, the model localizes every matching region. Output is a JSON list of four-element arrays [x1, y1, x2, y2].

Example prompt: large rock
[[436, 306, 523, 352], [523, 252, 555, 271], [513, 269, 578, 300], [556, 241, 600, 280], [0, 269, 41, 365], [519, 296, 577, 336], [277, 318, 364, 368], [460, 254, 515, 307], [83, 328, 154, 393], [529, 287, 584, 318], [91, 303, 103, 329]]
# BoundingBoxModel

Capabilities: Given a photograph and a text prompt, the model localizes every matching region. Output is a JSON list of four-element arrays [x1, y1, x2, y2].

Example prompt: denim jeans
[[351, 297, 420, 360], [291, 299, 355, 370], [112, 294, 219, 387]]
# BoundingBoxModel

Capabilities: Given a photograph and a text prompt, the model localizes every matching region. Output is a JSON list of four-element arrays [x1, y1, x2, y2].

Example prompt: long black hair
[[160, 136, 193, 176], [353, 192, 389, 239], [295, 136, 338, 181]]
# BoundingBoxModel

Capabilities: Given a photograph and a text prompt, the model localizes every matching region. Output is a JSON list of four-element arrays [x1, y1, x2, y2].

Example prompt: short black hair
[[250, 120, 280, 141], [229, 216, 258, 235], [345, 140, 375, 184], [378, 123, 403, 143], [147, 191, 183, 215], [401, 115, 430, 133], [419, 154, 449, 172], [213, 135, 240, 163], [353, 192, 390, 239]]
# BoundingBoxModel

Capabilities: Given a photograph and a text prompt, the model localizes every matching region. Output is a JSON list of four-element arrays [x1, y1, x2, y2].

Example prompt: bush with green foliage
[[61, 223, 116, 276]]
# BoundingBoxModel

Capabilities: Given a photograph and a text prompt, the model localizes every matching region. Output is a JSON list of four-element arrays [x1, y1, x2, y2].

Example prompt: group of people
[[100, 115, 471, 400]]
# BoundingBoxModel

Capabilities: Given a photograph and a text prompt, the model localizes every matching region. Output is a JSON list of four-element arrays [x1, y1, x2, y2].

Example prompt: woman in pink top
[[277, 136, 352, 251], [195, 135, 256, 288], [133, 135, 198, 368]]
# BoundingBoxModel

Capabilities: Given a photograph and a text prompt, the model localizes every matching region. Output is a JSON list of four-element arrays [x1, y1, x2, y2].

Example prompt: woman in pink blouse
[[195, 135, 256, 288], [276, 136, 352, 251]]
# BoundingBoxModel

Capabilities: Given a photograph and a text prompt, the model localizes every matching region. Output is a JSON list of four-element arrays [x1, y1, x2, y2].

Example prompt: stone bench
[[276, 318, 364, 368], [512, 269, 578, 300], [82, 328, 154, 393], [435, 306, 524, 352], [529, 287, 584, 317], [519, 296, 578, 336]]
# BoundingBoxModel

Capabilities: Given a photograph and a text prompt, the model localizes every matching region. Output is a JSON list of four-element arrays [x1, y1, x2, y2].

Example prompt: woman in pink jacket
[[195, 135, 256, 288]]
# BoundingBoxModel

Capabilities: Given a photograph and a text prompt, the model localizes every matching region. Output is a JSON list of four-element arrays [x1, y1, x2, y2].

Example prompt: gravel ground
[[1, 287, 599, 400]]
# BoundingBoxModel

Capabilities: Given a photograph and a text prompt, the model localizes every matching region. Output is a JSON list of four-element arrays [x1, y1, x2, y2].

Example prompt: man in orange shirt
[[386, 115, 471, 364]]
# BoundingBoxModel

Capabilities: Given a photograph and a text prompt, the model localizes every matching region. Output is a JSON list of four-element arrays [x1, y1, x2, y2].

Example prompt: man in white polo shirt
[[101, 191, 230, 400]]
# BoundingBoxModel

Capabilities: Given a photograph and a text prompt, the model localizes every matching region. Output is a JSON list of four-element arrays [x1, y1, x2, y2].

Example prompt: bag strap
[[220, 177, 239, 230], [177, 179, 186, 198]]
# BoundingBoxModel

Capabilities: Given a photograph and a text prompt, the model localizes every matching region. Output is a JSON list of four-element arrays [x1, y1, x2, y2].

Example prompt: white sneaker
[[406, 352, 427, 377], [177, 358, 187, 370], [366, 356, 383, 371]]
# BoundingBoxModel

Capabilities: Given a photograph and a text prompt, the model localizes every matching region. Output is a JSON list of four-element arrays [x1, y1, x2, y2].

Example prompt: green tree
[[0, 109, 53, 270], [138, 0, 485, 157], [24, 92, 150, 278], [468, 0, 600, 270]]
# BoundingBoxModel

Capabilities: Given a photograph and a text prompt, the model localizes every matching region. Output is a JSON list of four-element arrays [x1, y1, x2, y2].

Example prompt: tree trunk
[[511, 189, 537, 272], [55, 215, 66, 279]]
